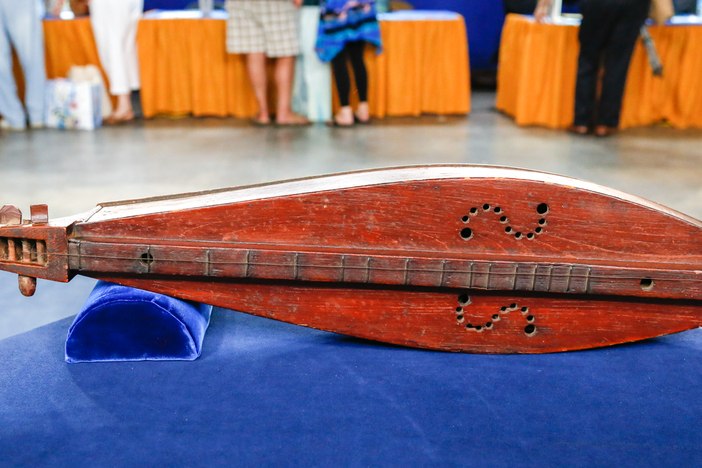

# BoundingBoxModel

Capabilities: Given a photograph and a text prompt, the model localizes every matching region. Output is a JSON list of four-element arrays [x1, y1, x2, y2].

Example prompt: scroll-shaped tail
[[0, 205, 71, 296]]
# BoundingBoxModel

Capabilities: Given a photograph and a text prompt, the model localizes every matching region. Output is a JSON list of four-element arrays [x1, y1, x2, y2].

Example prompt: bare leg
[[275, 56, 309, 125], [113, 94, 133, 118], [355, 102, 370, 123], [246, 52, 270, 124], [333, 106, 354, 126], [104, 94, 134, 124]]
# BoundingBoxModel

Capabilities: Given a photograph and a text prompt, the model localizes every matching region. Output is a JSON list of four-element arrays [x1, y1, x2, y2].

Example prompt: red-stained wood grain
[[3, 165, 702, 353], [91, 275, 702, 354]]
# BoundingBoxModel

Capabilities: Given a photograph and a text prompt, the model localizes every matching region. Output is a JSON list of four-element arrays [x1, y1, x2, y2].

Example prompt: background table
[[137, 10, 470, 118], [13, 12, 469, 120], [496, 14, 702, 129], [10, 18, 110, 111]]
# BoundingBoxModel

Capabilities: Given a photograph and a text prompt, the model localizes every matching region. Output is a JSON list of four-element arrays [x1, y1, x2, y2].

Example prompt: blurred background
[[1, 0, 702, 339]]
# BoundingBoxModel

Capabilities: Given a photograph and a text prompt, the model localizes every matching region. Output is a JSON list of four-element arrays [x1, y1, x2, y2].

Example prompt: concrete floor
[[1, 90, 702, 339]]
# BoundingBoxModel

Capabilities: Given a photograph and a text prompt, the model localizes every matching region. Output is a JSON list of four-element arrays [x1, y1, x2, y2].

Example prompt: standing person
[[292, 0, 332, 123], [89, 0, 143, 124], [226, 0, 310, 126], [535, 0, 651, 136], [0, 0, 46, 131], [316, 0, 382, 127]]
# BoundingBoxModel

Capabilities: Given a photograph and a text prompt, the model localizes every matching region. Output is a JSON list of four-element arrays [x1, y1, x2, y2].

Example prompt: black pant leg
[[573, 0, 614, 126], [597, 0, 650, 127], [331, 47, 351, 107], [347, 41, 368, 103]]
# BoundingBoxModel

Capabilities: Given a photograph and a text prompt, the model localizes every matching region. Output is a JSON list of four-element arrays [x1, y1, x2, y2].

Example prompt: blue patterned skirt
[[315, 0, 382, 62]]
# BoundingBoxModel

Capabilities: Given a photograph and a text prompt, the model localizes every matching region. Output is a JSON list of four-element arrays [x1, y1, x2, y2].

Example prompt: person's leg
[[597, 0, 649, 128], [257, 0, 308, 124], [346, 40, 369, 122], [226, 0, 269, 122], [91, 0, 134, 120], [4, 0, 45, 127], [296, 5, 331, 122], [124, 0, 142, 94], [573, 0, 613, 128], [246, 52, 270, 123], [0, 1, 28, 129], [330, 46, 353, 125], [273, 55, 296, 123]]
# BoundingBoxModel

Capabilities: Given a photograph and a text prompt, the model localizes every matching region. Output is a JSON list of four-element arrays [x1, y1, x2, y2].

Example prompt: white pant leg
[[0, 0, 45, 127], [90, 0, 142, 96], [297, 6, 331, 122]]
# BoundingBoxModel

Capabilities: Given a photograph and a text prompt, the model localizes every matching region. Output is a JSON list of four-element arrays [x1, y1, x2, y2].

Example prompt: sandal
[[275, 113, 311, 126], [326, 119, 354, 127], [103, 111, 135, 125]]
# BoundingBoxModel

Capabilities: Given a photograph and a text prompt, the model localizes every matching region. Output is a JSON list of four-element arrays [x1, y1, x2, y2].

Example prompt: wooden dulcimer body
[[2, 165, 702, 353]]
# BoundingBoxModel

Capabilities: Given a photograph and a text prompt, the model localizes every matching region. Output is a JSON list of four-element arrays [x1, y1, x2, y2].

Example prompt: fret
[[468, 261, 474, 288], [489, 263, 517, 290], [550, 265, 572, 293], [568, 266, 591, 294], [515, 263, 537, 291], [403, 258, 410, 285], [439, 259, 446, 287], [341, 255, 346, 282], [205, 250, 212, 276], [244, 249, 251, 278], [365, 256, 370, 283], [472, 262, 491, 289], [533, 264, 552, 292], [443, 259, 470, 288], [292, 252, 299, 280], [584, 267, 591, 293]]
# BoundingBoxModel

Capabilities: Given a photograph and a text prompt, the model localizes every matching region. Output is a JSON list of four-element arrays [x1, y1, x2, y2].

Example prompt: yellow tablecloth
[[496, 14, 702, 129], [136, 13, 471, 118]]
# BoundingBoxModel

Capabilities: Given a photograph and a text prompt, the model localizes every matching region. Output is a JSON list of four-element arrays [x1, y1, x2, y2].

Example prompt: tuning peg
[[0, 205, 22, 225], [18, 275, 36, 297], [30, 205, 48, 225]]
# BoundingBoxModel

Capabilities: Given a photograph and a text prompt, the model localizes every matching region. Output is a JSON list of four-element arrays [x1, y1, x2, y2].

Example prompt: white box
[[45, 79, 102, 131]]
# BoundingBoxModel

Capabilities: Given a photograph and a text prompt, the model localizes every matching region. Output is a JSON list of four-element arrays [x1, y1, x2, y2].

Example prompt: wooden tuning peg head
[[18, 275, 37, 297], [0, 205, 22, 225], [30, 205, 48, 225]]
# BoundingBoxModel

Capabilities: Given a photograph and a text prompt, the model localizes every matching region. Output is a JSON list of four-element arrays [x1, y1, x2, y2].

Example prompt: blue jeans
[[0, 0, 46, 128]]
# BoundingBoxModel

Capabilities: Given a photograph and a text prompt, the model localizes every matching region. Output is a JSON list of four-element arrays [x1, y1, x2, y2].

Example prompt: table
[[496, 14, 702, 129], [10, 17, 109, 109], [12, 12, 469, 120], [2, 297, 702, 466], [137, 10, 471, 118]]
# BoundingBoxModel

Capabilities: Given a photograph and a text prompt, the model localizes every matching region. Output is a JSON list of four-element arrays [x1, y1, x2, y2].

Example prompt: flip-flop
[[103, 112, 135, 125], [354, 116, 370, 124], [326, 119, 354, 128], [251, 119, 272, 127], [276, 118, 312, 127]]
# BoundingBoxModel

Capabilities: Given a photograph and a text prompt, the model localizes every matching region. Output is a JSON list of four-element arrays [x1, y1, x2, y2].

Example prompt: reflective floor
[[1, 90, 701, 339]]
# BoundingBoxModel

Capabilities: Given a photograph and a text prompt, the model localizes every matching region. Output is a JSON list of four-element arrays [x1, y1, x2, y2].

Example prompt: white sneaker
[[0, 119, 26, 132]]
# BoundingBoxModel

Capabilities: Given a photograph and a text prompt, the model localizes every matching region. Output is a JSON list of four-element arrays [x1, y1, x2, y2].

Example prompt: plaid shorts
[[225, 0, 301, 57]]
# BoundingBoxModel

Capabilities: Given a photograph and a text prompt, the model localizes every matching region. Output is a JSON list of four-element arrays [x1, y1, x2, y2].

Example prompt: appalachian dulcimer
[[2, 165, 702, 354]]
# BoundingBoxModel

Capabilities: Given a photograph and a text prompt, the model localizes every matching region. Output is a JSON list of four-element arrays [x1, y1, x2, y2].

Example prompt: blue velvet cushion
[[65, 281, 212, 363]]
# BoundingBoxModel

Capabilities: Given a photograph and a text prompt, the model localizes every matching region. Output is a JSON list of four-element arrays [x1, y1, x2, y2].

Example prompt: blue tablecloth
[[2, 304, 702, 467]]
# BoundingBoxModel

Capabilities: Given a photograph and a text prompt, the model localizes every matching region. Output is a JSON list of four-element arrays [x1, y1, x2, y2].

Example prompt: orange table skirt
[[14, 15, 469, 119], [12, 18, 108, 102], [496, 14, 702, 129], [136, 14, 471, 118]]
